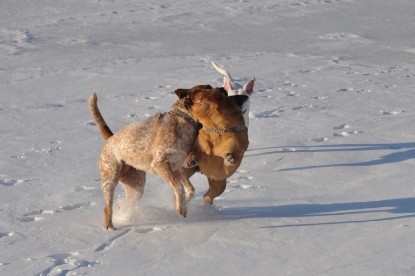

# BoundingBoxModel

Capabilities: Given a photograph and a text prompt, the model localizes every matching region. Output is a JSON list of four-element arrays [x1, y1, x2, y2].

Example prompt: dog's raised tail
[[89, 92, 113, 140]]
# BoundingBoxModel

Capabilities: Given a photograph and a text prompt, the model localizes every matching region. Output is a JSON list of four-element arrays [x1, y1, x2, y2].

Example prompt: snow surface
[[1, 0, 415, 275]]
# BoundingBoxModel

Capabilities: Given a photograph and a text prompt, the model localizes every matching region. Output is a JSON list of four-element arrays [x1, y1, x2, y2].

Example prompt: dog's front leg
[[178, 170, 195, 203], [153, 162, 187, 217]]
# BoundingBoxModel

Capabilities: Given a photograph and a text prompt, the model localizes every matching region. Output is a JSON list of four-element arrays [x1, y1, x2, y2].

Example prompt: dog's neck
[[169, 108, 201, 130], [169, 108, 201, 155], [199, 110, 246, 133]]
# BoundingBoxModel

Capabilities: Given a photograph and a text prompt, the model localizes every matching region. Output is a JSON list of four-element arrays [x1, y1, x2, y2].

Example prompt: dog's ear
[[174, 89, 190, 99], [190, 84, 212, 91], [242, 78, 255, 96], [218, 87, 228, 97], [231, 95, 249, 109], [174, 89, 194, 108], [223, 76, 234, 94]]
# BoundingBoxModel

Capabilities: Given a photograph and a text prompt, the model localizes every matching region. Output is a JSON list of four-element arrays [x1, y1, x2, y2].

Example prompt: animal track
[[319, 32, 362, 42], [0, 175, 35, 187], [0, 232, 15, 239], [253, 107, 284, 118], [311, 137, 328, 143], [231, 183, 261, 190], [19, 210, 51, 223], [136, 225, 167, 234], [136, 227, 155, 234], [86, 120, 96, 126], [310, 96, 328, 100], [37, 252, 100, 276], [74, 185, 99, 192], [227, 169, 262, 190], [0, 28, 35, 55], [0, 178, 24, 187], [381, 110, 405, 115], [333, 123, 351, 130], [332, 123, 363, 137], [25, 103, 64, 110], [19, 202, 95, 223], [292, 104, 313, 110], [11, 153, 26, 159], [333, 130, 363, 137], [337, 88, 354, 92], [30, 141, 62, 154], [58, 202, 95, 211], [286, 91, 299, 96]]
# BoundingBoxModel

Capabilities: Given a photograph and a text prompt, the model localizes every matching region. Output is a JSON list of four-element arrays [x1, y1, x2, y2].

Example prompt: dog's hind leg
[[152, 162, 187, 217], [101, 179, 118, 230], [203, 178, 227, 204], [120, 164, 146, 203], [100, 157, 121, 230]]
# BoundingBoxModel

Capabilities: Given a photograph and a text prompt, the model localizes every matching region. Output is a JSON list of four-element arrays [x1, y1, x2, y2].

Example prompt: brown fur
[[182, 86, 249, 204], [89, 87, 243, 229]]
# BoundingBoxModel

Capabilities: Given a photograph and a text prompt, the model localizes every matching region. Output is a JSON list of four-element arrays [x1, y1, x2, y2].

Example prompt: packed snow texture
[[1, 0, 415, 275]]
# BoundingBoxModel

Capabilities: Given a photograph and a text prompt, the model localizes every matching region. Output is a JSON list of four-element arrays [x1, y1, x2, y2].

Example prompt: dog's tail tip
[[90, 91, 97, 100], [89, 92, 98, 106]]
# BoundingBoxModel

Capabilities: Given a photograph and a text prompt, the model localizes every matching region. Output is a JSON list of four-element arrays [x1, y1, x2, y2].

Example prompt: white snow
[[1, 0, 415, 275]]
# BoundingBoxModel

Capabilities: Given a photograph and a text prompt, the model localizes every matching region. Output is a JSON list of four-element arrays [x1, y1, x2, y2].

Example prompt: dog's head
[[211, 61, 255, 127], [174, 86, 245, 128]]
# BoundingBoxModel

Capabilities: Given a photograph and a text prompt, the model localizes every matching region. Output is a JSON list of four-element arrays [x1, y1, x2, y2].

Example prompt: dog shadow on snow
[[220, 142, 415, 227], [219, 198, 415, 228], [246, 142, 415, 171]]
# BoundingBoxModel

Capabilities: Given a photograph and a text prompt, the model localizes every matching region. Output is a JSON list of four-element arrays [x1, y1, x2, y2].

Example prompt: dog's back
[[102, 112, 196, 175]]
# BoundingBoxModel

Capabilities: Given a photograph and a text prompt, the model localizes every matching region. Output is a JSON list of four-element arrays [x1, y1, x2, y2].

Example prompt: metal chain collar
[[202, 125, 247, 133]]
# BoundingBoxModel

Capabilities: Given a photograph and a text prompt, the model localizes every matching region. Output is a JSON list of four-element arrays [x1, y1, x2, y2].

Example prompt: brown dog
[[183, 62, 255, 204], [182, 86, 250, 204], [89, 86, 244, 229]]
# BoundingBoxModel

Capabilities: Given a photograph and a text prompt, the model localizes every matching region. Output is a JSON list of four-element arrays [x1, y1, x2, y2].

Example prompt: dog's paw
[[224, 153, 236, 166], [203, 195, 214, 205], [105, 221, 116, 230], [177, 207, 187, 217]]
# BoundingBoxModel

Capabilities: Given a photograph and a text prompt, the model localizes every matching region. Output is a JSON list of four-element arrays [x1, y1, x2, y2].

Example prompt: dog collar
[[202, 125, 247, 133], [169, 108, 200, 129]]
